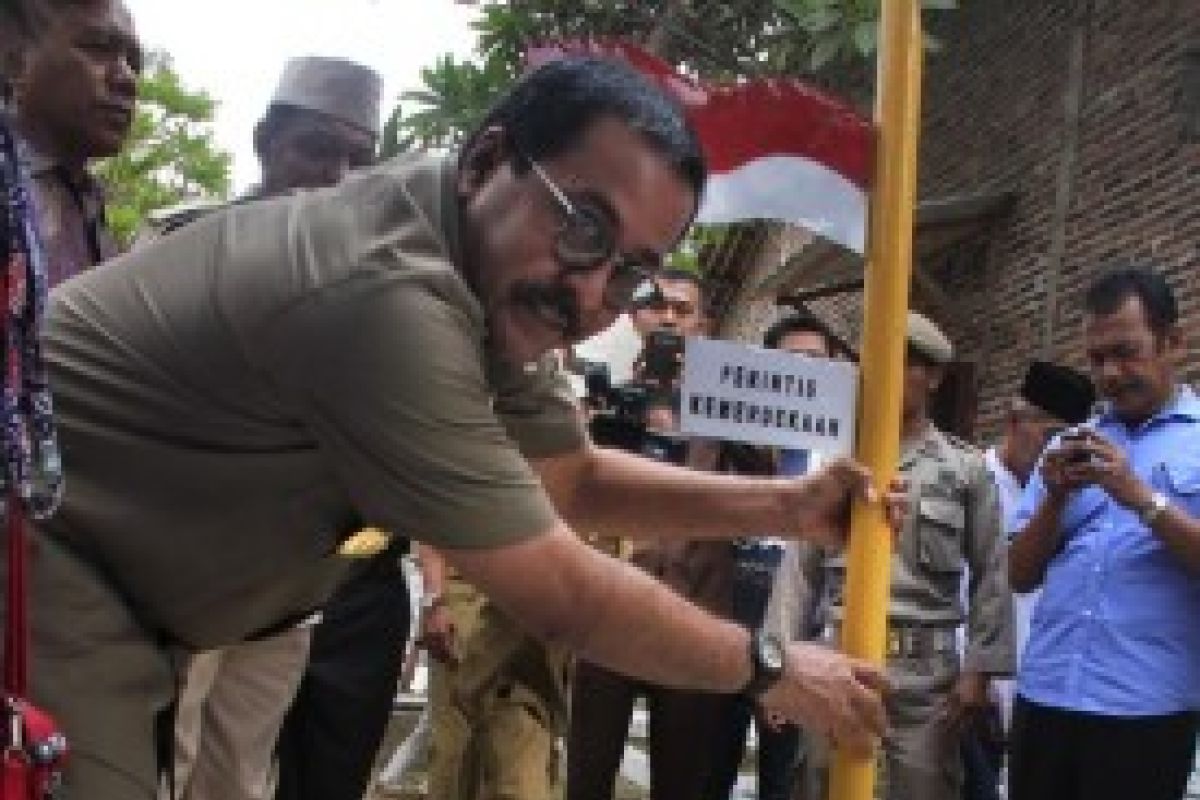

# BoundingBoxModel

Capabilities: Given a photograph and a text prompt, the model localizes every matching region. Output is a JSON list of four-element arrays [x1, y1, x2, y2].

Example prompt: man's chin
[[491, 314, 563, 365]]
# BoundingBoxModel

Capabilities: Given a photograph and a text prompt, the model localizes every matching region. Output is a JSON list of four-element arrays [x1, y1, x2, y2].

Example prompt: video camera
[[579, 360, 687, 465]]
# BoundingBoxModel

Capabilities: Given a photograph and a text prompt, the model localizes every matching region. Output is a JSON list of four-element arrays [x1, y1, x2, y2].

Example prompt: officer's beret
[[1021, 361, 1096, 424], [271, 56, 383, 137], [906, 311, 954, 365]]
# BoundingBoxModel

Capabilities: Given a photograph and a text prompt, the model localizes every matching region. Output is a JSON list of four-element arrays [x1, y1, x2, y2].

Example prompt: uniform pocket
[[1162, 460, 1200, 516], [917, 496, 964, 574]]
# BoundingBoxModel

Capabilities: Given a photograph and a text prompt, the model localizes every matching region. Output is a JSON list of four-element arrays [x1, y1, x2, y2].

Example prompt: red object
[[525, 40, 874, 252], [2, 497, 68, 800]]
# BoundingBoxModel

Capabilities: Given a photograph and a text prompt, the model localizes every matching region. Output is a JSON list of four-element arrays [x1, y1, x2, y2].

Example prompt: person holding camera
[[568, 268, 744, 800], [8, 57, 901, 800], [1008, 267, 1200, 800], [701, 311, 846, 800]]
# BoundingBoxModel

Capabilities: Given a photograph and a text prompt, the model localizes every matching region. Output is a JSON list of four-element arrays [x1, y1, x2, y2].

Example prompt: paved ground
[[365, 701, 1200, 800]]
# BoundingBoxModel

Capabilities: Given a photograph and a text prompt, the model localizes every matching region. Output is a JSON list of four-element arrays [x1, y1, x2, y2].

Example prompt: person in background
[[768, 312, 1014, 800], [150, 55, 386, 800], [569, 267, 736, 800], [961, 360, 1093, 800], [1008, 267, 1200, 800], [702, 310, 845, 800], [2, 0, 140, 283], [143, 54, 379, 238]]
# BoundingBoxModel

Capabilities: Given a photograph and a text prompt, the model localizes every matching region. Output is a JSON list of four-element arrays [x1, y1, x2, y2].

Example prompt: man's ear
[[928, 363, 947, 392], [457, 126, 509, 198], [1161, 324, 1185, 361]]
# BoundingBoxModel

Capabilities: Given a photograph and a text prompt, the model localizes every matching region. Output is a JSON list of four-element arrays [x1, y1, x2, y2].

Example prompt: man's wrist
[[740, 629, 786, 699], [421, 592, 445, 612], [1136, 490, 1169, 526]]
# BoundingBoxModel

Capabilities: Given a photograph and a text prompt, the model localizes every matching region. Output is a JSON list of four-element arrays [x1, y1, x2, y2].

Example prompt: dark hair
[[1084, 266, 1178, 333], [764, 312, 837, 354], [467, 57, 706, 200]]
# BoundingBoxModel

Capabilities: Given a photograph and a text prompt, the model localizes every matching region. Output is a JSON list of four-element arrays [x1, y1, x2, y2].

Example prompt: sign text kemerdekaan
[[679, 338, 858, 455]]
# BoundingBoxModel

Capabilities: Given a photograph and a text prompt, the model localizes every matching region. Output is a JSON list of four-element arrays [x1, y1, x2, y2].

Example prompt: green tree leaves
[[95, 52, 231, 246]]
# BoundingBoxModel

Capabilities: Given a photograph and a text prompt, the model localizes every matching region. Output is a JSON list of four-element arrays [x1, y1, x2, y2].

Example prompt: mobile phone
[[642, 331, 685, 383], [1060, 428, 1092, 464]]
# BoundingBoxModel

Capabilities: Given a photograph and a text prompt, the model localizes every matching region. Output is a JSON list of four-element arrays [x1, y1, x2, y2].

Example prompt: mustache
[[1104, 376, 1150, 397], [509, 281, 583, 340]]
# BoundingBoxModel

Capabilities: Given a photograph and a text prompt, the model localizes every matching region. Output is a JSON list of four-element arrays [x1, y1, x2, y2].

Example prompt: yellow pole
[[827, 2, 924, 800]]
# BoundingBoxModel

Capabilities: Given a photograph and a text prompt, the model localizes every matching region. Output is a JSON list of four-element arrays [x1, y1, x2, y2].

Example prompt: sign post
[[828, 2, 924, 800]]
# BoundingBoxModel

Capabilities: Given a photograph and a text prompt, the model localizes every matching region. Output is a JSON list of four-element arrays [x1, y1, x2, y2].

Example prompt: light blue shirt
[[1010, 386, 1200, 716]]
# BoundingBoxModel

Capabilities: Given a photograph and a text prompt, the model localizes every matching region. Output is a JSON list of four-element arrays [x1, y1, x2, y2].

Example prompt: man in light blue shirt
[[1008, 267, 1200, 800]]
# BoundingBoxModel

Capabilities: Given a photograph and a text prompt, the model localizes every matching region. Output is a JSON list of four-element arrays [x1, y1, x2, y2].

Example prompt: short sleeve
[[488, 354, 587, 459], [260, 272, 561, 549]]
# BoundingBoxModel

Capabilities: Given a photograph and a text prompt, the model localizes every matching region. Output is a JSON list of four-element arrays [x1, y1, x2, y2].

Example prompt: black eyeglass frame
[[513, 146, 662, 311]]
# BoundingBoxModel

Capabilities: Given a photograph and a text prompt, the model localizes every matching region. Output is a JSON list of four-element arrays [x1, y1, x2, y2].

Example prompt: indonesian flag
[[526, 40, 873, 253]]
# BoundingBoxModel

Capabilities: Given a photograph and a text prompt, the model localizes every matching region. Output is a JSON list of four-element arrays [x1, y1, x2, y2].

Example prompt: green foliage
[[388, 0, 957, 156], [380, 54, 511, 156], [774, 0, 956, 70], [385, 0, 956, 273], [95, 52, 231, 246]]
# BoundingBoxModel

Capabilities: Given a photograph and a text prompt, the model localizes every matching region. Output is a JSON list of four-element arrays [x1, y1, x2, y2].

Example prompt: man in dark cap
[[971, 361, 1093, 799], [144, 54, 381, 239]]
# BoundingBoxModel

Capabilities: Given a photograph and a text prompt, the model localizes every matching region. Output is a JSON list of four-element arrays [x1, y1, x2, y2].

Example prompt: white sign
[[679, 338, 858, 457]]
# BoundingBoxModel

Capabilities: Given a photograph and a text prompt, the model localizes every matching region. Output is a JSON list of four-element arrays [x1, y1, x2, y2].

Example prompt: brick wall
[[714, 0, 1199, 443], [920, 0, 1200, 439]]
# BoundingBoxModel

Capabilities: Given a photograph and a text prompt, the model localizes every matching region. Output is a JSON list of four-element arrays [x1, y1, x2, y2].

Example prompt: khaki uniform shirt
[[26, 147, 119, 286], [766, 425, 1014, 675], [40, 154, 586, 649]]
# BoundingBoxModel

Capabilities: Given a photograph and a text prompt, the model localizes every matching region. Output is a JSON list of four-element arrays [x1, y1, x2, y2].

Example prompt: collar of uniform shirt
[[22, 143, 108, 207], [1095, 385, 1200, 430]]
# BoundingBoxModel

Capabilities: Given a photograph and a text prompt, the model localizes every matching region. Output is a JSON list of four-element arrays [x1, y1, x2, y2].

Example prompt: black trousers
[[274, 554, 410, 800], [1009, 696, 1198, 800], [701, 694, 800, 800], [567, 660, 725, 800]]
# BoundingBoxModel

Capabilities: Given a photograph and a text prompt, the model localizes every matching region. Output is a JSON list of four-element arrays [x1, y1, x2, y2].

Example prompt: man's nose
[[108, 54, 138, 98]]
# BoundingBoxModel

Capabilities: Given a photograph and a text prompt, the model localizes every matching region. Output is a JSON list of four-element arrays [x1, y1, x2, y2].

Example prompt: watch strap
[[1140, 491, 1169, 526]]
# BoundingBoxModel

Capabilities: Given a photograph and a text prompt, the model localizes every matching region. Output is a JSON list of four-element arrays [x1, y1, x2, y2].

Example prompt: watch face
[[760, 632, 786, 673]]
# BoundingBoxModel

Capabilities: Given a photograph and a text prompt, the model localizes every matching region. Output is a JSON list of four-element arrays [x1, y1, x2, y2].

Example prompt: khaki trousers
[[163, 625, 313, 800], [426, 579, 571, 800], [805, 651, 963, 800], [2, 532, 175, 800]]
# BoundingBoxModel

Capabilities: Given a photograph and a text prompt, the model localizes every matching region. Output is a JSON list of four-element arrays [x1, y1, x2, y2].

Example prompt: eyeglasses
[[521, 154, 661, 311]]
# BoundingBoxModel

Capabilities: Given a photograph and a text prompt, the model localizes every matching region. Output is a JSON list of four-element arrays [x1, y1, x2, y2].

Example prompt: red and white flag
[[526, 40, 873, 253]]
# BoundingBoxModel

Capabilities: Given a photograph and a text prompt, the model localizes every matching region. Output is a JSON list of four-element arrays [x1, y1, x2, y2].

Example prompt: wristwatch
[[741, 629, 786, 699], [1139, 491, 1169, 526]]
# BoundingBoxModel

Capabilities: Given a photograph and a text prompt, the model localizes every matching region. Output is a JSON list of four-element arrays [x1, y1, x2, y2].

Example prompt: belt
[[823, 623, 959, 659]]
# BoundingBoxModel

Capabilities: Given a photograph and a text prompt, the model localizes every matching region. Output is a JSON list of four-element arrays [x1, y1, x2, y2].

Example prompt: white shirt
[[984, 445, 1039, 732]]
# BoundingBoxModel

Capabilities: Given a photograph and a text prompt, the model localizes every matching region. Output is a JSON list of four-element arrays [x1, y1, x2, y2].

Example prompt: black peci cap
[[1021, 361, 1096, 425]]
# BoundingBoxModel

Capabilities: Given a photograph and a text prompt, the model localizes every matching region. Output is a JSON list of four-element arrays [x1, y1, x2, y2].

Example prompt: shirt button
[[1083, 609, 1094, 618]]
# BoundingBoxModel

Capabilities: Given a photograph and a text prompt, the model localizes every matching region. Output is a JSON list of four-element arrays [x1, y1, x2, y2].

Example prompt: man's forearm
[[538, 444, 790, 541], [1009, 495, 1068, 592], [1147, 504, 1200, 575], [443, 524, 753, 693]]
